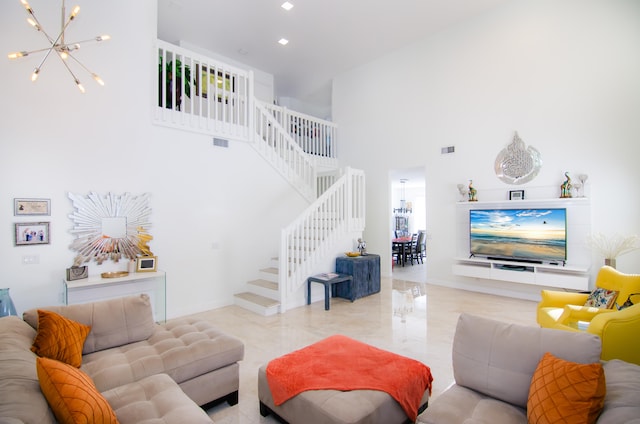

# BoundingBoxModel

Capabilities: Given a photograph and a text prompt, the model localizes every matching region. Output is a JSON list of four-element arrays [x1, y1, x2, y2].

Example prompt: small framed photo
[[15, 222, 50, 246], [509, 190, 525, 200], [14, 198, 51, 216], [136, 256, 157, 272]]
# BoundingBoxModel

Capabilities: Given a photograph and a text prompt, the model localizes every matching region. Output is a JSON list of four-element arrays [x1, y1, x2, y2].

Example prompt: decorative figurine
[[357, 238, 367, 256], [560, 172, 572, 198], [468, 180, 478, 202]]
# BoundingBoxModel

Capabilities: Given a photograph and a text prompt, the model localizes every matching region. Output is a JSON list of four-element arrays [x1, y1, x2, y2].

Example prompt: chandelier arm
[[25, 13, 57, 45], [34, 43, 58, 73], [65, 52, 103, 84], [55, 50, 84, 92]]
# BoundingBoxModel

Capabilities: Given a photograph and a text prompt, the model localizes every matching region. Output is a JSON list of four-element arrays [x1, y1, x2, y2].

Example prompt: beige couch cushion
[[102, 374, 213, 424], [24, 294, 156, 355], [597, 359, 640, 424], [82, 317, 245, 393], [0, 316, 56, 424], [452, 313, 602, 408]]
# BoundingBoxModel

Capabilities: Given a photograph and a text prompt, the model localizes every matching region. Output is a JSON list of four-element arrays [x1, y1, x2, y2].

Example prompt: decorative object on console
[[468, 180, 477, 202], [0, 288, 17, 317], [66, 266, 88, 281], [578, 174, 589, 197], [560, 171, 572, 198], [509, 190, 524, 200], [494, 132, 542, 185], [68, 192, 153, 265], [7, 0, 110, 93], [100, 271, 129, 279], [136, 256, 157, 272], [456, 184, 468, 202], [586, 232, 640, 269]]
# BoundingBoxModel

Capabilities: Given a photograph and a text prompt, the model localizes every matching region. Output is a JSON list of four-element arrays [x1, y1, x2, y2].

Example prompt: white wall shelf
[[64, 271, 166, 322]]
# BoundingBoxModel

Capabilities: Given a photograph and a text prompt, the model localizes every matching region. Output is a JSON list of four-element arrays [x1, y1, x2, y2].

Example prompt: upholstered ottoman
[[258, 335, 432, 424]]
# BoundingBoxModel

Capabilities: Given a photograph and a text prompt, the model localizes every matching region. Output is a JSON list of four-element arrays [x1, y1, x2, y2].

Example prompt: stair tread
[[234, 292, 279, 307], [248, 279, 278, 290], [260, 267, 279, 275]]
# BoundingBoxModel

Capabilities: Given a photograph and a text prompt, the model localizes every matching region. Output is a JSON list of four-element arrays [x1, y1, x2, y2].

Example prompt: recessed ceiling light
[[278, 38, 289, 46], [281, 2, 294, 11]]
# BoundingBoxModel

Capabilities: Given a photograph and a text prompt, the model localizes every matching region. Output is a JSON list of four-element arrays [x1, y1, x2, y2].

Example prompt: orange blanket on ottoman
[[266, 334, 433, 421]]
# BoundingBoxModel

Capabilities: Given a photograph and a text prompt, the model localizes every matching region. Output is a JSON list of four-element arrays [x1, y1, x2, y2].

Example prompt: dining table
[[392, 236, 413, 267]]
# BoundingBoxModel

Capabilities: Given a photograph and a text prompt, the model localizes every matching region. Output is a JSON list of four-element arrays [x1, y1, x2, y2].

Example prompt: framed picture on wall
[[509, 190, 525, 200], [15, 222, 50, 245], [14, 198, 50, 216]]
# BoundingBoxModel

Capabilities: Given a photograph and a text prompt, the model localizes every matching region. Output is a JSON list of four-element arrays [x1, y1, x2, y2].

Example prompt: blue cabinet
[[335, 254, 381, 301]]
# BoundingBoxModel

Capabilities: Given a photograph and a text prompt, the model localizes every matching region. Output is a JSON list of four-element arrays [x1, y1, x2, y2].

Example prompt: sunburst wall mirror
[[68, 192, 153, 265]]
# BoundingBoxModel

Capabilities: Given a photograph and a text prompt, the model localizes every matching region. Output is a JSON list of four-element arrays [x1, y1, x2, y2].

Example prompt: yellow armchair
[[537, 266, 640, 365]]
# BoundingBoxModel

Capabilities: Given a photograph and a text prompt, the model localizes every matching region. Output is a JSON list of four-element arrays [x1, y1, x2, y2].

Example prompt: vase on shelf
[[604, 258, 617, 269], [0, 288, 17, 317]]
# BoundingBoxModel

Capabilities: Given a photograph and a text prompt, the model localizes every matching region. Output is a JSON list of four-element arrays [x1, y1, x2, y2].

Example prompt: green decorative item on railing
[[158, 56, 192, 110]]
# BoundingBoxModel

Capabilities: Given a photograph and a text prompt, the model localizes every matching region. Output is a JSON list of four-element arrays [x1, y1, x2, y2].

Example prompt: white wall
[[0, 0, 306, 317], [333, 0, 640, 297]]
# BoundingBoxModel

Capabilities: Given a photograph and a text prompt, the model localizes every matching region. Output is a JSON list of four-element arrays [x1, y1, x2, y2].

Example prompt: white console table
[[64, 271, 166, 322], [453, 257, 589, 291]]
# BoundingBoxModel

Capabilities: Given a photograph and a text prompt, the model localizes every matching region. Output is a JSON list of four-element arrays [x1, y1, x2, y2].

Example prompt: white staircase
[[233, 258, 281, 316], [152, 41, 365, 315]]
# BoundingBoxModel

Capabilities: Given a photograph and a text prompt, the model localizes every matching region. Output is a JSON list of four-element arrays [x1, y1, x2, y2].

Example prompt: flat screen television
[[469, 208, 567, 263]]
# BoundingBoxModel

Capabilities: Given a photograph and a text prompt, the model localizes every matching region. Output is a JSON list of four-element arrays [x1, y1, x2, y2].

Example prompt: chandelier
[[7, 0, 110, 93], [393, 179, 412, 214]]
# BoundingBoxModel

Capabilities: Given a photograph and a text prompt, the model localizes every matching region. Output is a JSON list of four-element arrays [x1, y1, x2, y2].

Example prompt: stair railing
[[262, 102, 338, 167], [254, 101, 317, 202], [155, 40, 253, 141], [279, 167, 365, 312]]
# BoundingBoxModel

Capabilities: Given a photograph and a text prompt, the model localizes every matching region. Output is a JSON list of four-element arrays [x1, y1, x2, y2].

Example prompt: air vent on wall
[[213, 138, 229, 148], [441, 146, 455, 154]]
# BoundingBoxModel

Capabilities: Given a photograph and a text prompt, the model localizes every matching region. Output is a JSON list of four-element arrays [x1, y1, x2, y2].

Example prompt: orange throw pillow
[[36, 357, 119, 424], [527, 352, 605, 424], [31, 309, 91, 368]]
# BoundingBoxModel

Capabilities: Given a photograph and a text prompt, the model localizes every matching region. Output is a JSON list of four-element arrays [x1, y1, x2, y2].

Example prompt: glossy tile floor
[[193, 263, 538, 423]]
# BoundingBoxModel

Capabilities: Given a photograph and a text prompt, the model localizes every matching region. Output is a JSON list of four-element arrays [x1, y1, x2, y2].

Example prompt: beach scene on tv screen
[[470, 209, 567, 261]]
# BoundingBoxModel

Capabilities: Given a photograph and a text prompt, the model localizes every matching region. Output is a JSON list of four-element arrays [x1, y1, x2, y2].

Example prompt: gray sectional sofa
[[420, 313, 640, 424], [0, 294, 244, 423]]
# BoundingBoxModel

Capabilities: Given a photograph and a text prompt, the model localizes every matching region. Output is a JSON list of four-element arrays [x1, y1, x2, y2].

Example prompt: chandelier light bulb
[[75, 79, 85, 93], [60, 51, 68, 59], [70, 5, 80, 19], [31, 67, 40, 81], [8, 51, 26, 59], [20, 0, 33, 13], [92, 73, 104, 85]]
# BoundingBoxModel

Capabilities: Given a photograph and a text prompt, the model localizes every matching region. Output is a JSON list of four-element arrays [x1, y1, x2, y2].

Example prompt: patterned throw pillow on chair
[[615, 293, 640, 310], [584, 288, 618, 309]]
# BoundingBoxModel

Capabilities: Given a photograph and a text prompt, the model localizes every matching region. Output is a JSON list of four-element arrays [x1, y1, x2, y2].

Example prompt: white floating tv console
[[453, 257, 589, 290], [452, 197, 591, 291]]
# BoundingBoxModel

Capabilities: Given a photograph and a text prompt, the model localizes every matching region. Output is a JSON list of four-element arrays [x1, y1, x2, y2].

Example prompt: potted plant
[[158, 56, 192, 110]]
